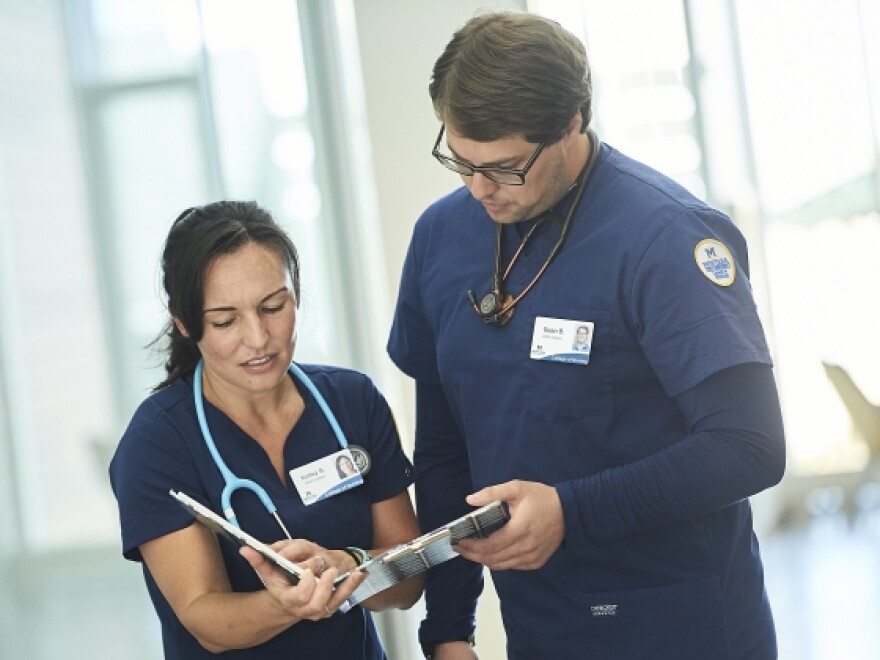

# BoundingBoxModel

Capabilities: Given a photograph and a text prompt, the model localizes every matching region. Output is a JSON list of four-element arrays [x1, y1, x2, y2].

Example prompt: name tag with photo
[[529, 316, 594, 365], [290, 448, 363, 506]]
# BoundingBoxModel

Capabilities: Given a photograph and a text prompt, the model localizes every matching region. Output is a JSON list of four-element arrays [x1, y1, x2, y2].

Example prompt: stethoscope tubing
[[193, 359, 349, 533]]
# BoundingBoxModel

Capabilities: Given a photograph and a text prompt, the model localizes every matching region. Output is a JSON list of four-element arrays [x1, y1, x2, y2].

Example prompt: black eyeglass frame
[[431, 125, 546, 186]]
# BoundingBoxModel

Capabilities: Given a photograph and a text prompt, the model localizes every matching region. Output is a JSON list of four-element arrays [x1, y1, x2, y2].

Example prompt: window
[[533, 0, 880, 478], [1, 0, 376, 550]]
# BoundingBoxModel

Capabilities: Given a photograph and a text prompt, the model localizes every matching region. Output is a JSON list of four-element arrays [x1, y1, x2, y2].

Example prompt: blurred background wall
[[1, 0, 879, 658]]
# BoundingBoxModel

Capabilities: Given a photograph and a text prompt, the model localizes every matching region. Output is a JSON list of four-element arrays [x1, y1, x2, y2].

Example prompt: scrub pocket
[[520, 307, 613, 417], [507, 577, 731, 659], [580, 577, 730, 658]]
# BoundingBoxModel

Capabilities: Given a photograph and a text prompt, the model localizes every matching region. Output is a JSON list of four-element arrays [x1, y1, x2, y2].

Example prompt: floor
[[763, 508, 880, 659], [2, 508, 878, 659]]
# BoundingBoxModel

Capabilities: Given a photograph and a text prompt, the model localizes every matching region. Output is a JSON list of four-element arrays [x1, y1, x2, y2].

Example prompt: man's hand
[[454, 480, 564, 570], [432, 640, 479, 660]]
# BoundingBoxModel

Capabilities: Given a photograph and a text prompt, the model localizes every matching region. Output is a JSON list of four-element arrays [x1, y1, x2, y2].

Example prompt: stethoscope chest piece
[[348, 444, 372, 476], [479, 292, 501, 315], [477, 291, 515, 326]]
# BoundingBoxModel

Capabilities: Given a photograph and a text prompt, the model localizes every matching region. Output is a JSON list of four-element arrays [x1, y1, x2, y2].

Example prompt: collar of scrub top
[[193, 359, 351, 538]]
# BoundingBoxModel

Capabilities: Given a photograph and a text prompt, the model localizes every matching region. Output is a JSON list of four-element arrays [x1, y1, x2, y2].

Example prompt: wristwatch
[[420, 634, 476, 659]]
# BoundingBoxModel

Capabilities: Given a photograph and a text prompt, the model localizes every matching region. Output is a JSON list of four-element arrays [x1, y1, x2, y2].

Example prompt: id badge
[[529, 316, 593, 365], [290, 448, 363, 506]]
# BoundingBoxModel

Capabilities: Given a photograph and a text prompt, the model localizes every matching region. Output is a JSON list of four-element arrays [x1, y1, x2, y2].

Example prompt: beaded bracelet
[[343, 546, 371, 567]]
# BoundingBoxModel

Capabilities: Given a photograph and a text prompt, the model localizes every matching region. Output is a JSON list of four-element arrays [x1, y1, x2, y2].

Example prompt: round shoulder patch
[[693, 239, 736, 286]]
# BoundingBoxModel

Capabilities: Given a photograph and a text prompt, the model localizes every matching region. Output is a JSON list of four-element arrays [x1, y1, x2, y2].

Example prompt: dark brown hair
[[153, 200, 300, 390], [429, 11, 592, 144]]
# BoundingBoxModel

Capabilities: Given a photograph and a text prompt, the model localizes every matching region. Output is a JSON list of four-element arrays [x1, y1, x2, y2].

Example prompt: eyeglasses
[[431, 125, 546, 186]]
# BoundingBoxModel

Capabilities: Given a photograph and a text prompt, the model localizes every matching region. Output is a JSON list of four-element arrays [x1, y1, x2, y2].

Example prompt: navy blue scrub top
[[110, 364, 413, 660]]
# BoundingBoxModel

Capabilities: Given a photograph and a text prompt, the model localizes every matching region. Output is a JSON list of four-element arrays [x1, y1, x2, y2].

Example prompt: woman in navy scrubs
[[111, 201, 422, 659]]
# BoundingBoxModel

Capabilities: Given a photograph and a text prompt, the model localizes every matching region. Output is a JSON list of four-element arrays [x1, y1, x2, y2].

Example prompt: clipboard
[[170, 490, 324, 586], [170, 489, 509, 610], [345, 499, 509, 604]]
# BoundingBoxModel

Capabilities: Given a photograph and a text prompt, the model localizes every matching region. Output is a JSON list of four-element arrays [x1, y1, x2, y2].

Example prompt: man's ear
[[564, 111, 582, 138], [173, 317, 190, 338]]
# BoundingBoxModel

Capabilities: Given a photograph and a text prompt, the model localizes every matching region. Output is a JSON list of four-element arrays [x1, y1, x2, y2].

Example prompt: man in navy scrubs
[[388, 10, 786, 660]]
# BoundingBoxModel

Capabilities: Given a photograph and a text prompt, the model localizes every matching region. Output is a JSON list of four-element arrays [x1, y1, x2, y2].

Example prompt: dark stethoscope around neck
[[467, 128, 601, 327], [193, 359, 353, 538]]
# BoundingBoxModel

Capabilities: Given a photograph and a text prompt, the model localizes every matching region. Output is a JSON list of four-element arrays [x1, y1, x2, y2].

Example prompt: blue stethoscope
[[194, 359, 361, 537]]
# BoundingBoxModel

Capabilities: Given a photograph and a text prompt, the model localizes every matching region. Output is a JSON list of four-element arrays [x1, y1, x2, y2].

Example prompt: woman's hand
[[239, 539, 366, 621], [270, 539, 360, 578]]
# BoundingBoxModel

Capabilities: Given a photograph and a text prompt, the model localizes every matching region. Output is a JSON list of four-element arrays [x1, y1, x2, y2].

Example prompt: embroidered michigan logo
[[694, 239, 736, 287]]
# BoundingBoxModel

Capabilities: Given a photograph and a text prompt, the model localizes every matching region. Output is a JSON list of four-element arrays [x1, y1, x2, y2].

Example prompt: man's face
[[444, 126, 572, 225]]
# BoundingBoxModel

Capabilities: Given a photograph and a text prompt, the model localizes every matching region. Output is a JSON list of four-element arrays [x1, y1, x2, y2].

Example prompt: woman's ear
[[173, 317, 190, 338]]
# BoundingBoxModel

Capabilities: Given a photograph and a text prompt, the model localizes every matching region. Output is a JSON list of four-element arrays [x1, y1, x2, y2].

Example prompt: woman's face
[[340, 457, 355, 474], [189, 242, 297, 398]]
